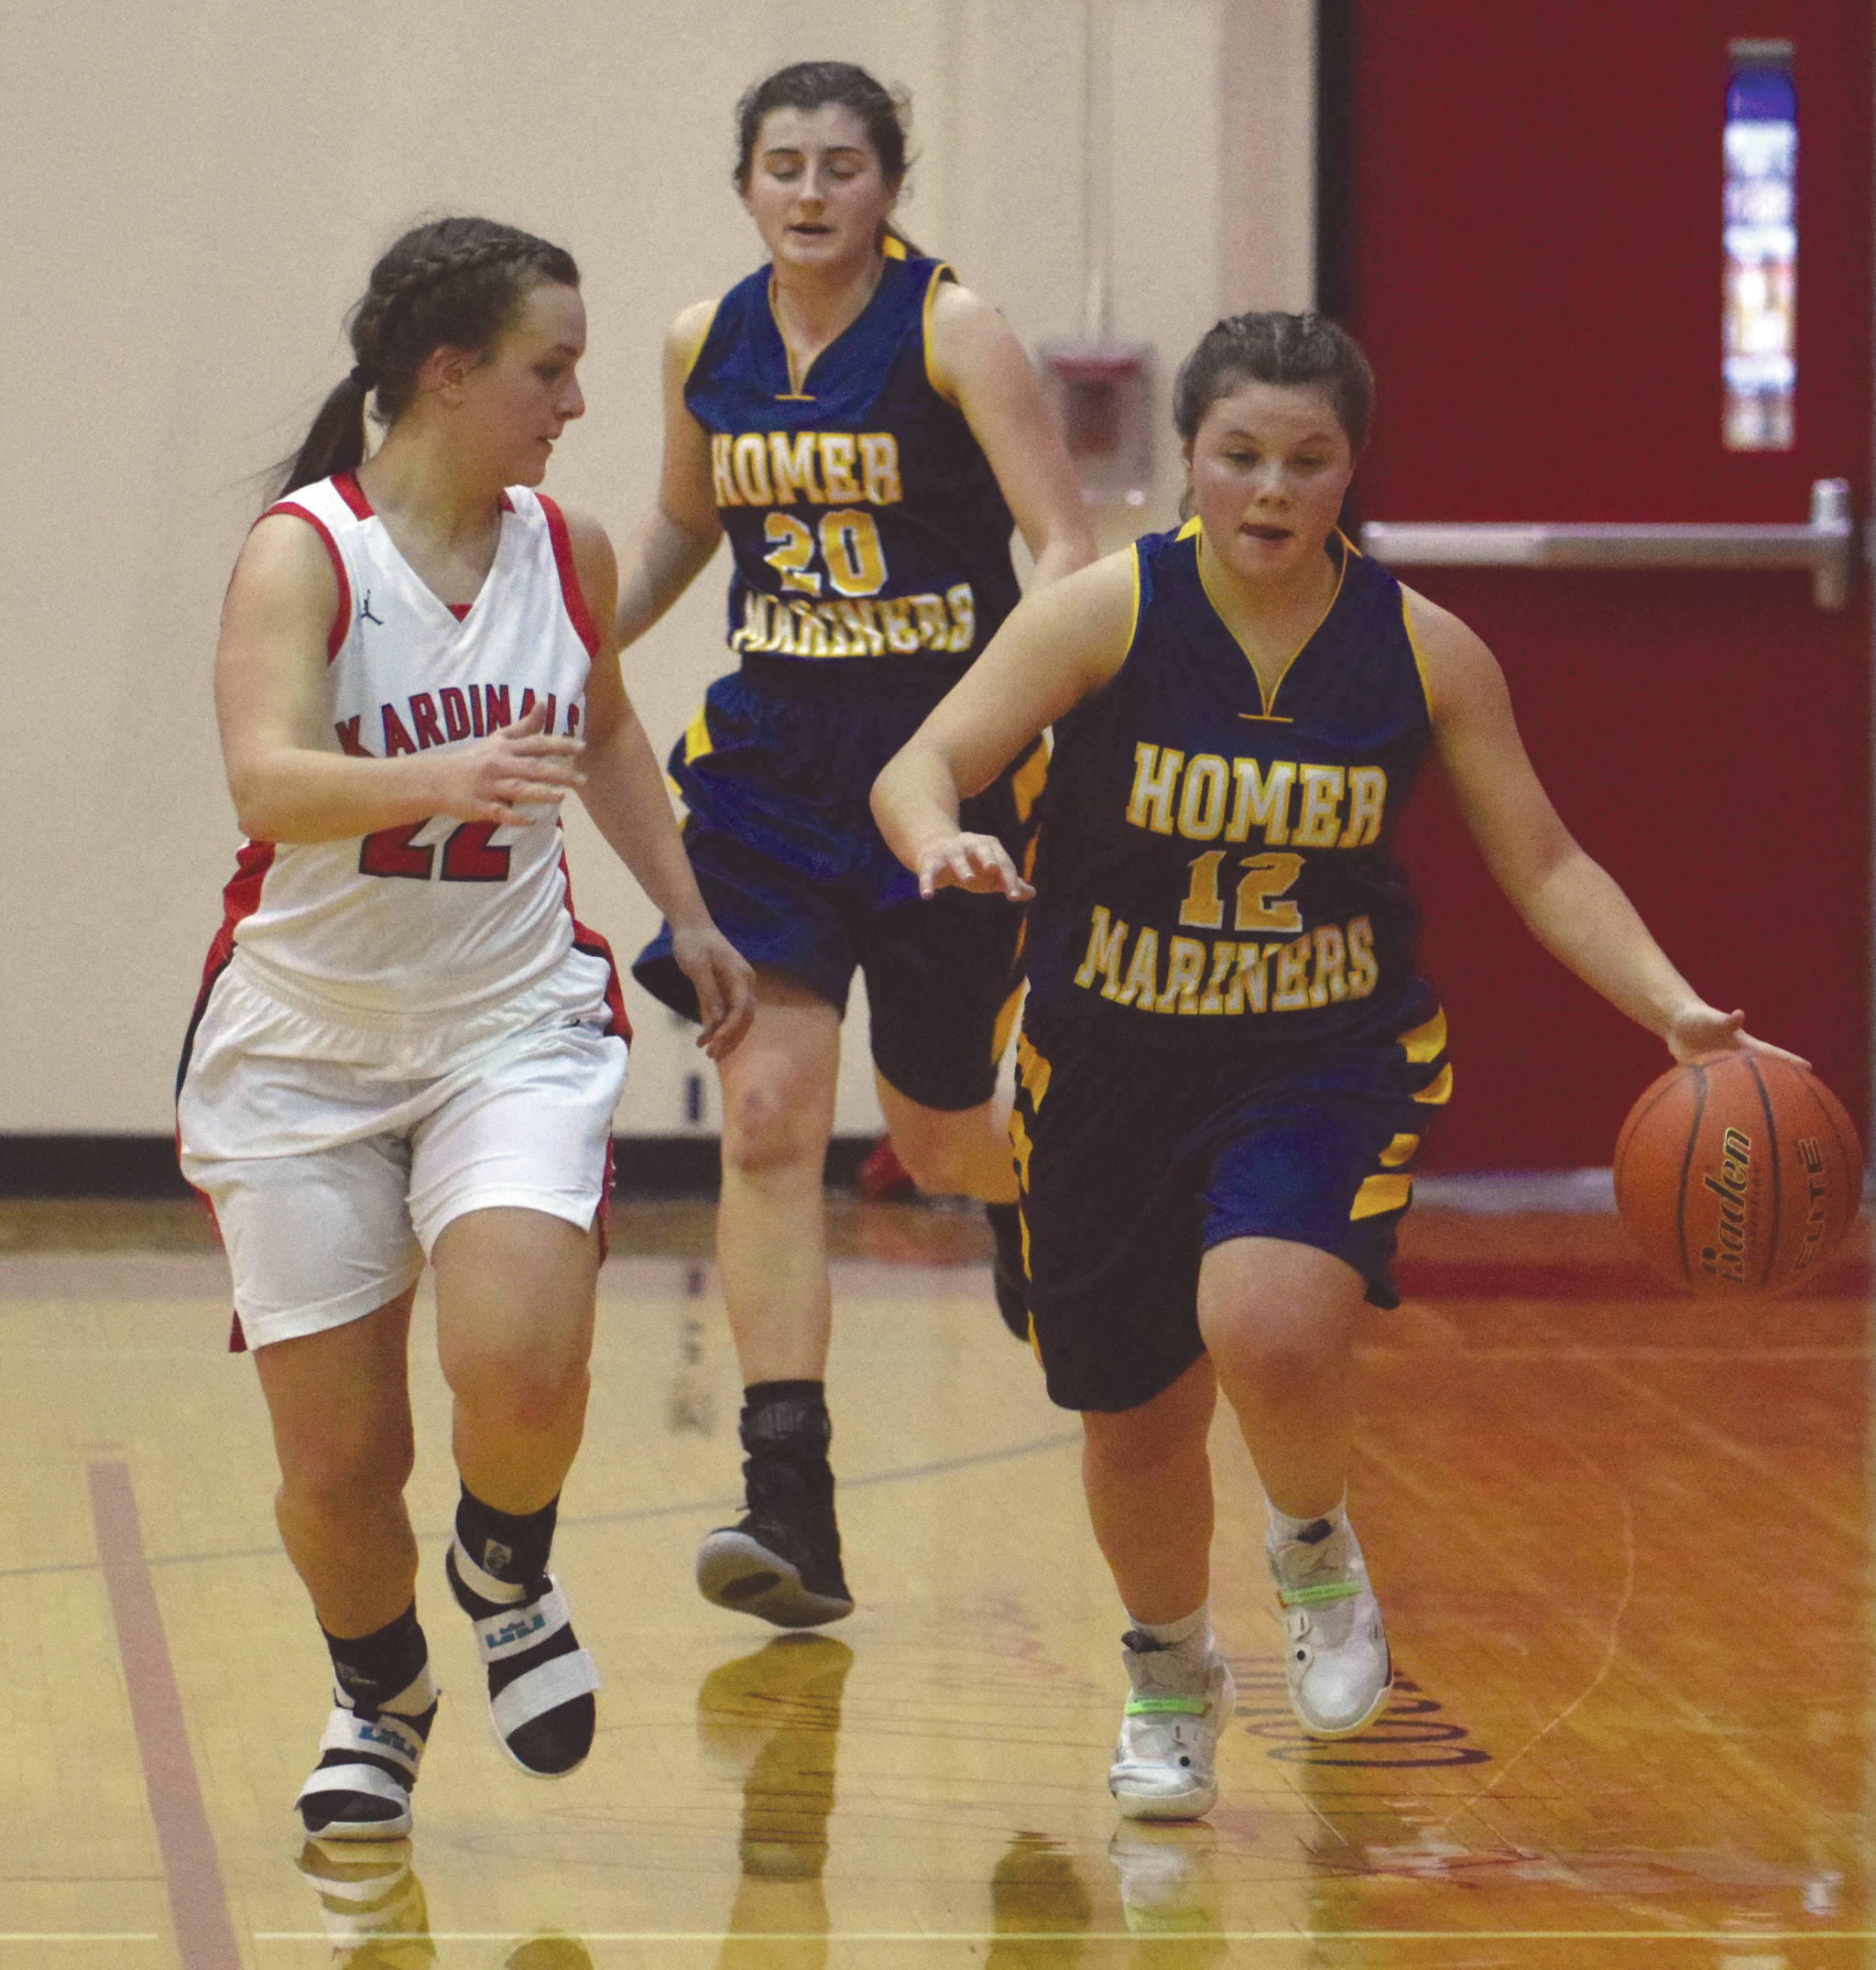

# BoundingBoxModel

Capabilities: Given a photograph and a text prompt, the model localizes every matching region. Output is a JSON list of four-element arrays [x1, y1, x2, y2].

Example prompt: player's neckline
[[338, 473, 510, 626]]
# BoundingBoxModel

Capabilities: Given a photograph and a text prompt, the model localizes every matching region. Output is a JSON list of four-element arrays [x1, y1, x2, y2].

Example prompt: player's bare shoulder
[[925, 278, 1027, 396], [226, 506, 343, 626], [1400, 581, 1505, 724], [668, 299, 722, 379]]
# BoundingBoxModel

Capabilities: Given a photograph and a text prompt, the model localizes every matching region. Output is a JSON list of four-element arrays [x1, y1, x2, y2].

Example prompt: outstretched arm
[[928, 282, 1096, 592], [613, 303, 725, 651], [1412, 587, 1805, 1065], [873, 550, 1137, 898], [569, 509, 753, 1058]]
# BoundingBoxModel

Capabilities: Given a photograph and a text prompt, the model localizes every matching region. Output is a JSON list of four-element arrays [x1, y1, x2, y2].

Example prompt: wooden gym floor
[[0, 1195, 1868, 1968]]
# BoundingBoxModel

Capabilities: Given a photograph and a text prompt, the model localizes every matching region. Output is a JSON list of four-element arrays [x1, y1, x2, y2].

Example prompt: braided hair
[[1172, 311, 1374, 452], [275, 216, 580, 500], [733, 60, 922, 256]]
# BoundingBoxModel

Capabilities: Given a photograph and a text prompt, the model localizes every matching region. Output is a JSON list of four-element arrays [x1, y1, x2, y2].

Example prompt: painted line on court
[[249, 1931, 1876, 1945], [88, 1458, 243, 1970], [0, 1429, 1083, 1589]]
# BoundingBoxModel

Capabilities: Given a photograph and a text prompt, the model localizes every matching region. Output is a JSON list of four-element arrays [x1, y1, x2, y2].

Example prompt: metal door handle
[[1359, 477, 1855, 610]]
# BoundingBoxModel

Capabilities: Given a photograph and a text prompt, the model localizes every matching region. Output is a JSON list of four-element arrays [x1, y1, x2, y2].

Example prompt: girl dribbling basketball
[[874, 310, 1804, 1819]]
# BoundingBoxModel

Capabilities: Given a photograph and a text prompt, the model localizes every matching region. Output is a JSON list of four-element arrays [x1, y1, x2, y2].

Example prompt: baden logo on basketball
[[1697, 1126, 1752, 1285]]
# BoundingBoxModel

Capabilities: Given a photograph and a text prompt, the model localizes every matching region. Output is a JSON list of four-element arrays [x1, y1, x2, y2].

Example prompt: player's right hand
[[914, 832, 1034, 902], [433, 702, 586, 826]]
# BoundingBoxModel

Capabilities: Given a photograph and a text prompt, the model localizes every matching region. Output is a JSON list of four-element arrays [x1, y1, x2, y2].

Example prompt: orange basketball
[[1613, 1052, 1863, 1295]]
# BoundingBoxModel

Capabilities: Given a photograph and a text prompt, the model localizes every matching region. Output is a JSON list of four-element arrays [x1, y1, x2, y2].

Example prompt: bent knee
[[723, 1078, 831, 1180], [1083, 1410, 1207, 1484], [889, 1113, 992, 1196], [1205, 1312, 1345, 1399], [452, 1354, 589, 1435], [280, 1431, 415, 1512]]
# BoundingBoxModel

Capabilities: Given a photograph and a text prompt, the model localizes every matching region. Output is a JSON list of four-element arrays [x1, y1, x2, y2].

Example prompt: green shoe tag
[[1124, 1693, 1208, 1717], [1278, 1580, 1362, 1609]]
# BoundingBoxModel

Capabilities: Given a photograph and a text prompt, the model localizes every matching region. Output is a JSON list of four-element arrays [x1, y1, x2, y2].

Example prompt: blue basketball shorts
[[1009, 992, 1452, 1412], [634, 651, 1046, 1111]]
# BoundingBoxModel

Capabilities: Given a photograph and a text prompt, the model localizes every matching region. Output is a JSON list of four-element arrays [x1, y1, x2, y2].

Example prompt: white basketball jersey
[[203, 473, 611, 1021]]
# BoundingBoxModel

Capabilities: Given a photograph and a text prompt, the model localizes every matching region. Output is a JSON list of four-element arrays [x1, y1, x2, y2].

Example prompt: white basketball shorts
[[178, 946, 628, 1351]]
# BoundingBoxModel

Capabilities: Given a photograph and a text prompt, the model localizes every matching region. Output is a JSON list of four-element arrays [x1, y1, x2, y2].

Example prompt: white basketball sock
[[1265, 1495, 1347, 1549], [1127, 1603, 1212, 1653]]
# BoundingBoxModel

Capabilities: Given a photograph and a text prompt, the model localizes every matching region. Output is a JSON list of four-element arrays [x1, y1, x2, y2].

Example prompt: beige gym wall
[[0, 0, 1313, 1139]]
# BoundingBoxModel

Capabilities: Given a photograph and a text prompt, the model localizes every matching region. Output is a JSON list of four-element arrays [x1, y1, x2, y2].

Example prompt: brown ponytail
[[275, 216, 580, 501]]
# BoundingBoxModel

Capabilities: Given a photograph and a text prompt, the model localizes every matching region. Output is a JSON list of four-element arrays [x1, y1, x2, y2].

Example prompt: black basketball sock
[[446, 1486, 595, 1777], [984, 1202, 1031, 1341], [743, 1380, 830, 1435], [300, 1604, 438, 1834], [321, 1603, 431, 1716], [452, 1486, 559, 1610]]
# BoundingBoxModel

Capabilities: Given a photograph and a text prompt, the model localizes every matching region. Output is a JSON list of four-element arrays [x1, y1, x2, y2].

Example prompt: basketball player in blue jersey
[[614, 61, 1095, 1628], [875, 312, 1798, 1818]]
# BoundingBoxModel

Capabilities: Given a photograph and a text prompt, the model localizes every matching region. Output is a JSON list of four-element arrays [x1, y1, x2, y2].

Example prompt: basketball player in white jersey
[[177, 217, 752, 1839]]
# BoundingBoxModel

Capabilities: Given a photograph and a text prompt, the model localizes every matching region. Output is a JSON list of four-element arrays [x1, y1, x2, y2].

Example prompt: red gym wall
[[1327, 0, 1874, 1170]]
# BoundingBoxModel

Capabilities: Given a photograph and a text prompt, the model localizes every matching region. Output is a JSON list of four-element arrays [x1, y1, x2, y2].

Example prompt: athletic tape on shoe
[[1277, 1581, 1362, 1609], [297, 1762, 413, 1810], [489, 1649, 601, 1737], [472, 1580, 574, 1661], [313, 1708, 426, 1778]]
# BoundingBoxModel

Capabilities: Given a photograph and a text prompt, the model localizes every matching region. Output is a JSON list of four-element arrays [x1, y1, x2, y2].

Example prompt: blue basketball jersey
[[1023, 523, 1436, 1053], [684, 240, 1020, 674]]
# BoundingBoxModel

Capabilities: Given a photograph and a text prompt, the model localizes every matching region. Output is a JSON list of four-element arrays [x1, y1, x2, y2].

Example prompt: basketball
[[1613, 1052, 1864, 1295]]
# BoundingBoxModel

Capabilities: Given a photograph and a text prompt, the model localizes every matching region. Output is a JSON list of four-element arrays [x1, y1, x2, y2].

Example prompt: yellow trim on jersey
[[1350, 1172, 1412, 1221], [1015, 1029, 1053, 1109], [1379, 1132, 1420, 1169], [1397, 1005, 1447, 1063], [677, 302, 720, 387], [1192, 521, 1347, 720], [883, 234, 909, 260], [922, 261, 959, 405], [1412, 1061, 1455, 1106], [1400, 590, 1437, 723], [682, 702, 714, 765], [765, 279, 818, 401], [1122, 543, 1145, 654], [991, 984, 1027, 1068], [1176, 515, 1202, 541], [1010, 741, 1050, 826]]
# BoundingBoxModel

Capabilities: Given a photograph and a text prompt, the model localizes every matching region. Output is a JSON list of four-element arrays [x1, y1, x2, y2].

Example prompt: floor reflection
[[296, 1839, 433, 1967], [987, 1830, 1092, 1963], [295, 1838, 597, 1967], [696, 1634, 853, 1966], [1107, 1823, 1226, 1958]]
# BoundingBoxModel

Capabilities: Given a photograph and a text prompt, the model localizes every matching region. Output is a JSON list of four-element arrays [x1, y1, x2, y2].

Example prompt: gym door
[[1328, 2, 1873, 1170]]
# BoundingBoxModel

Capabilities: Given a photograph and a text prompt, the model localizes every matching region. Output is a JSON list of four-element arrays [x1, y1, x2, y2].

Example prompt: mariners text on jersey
[[1023, 523, 1437, 1052], [684, 239, 1021, 672]]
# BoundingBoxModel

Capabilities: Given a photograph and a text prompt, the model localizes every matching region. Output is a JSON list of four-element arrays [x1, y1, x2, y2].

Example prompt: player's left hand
[[671, 922, 756, 1060], [914, 832, 1034, 901], [1665, 1003, 1811, 1072]]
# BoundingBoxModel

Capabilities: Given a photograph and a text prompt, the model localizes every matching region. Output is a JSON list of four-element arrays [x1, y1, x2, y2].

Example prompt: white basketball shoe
[[1107, 1630, 1235, 1821], [1268, 1514, 1391, 1736]]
